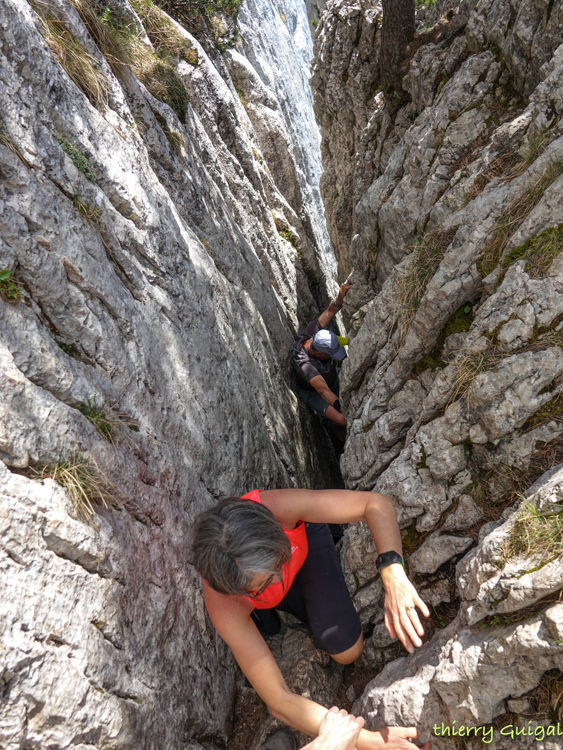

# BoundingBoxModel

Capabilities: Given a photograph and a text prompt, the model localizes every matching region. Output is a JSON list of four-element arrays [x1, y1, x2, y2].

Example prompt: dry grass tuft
[[0, 132, 32, 168], [463, 147, 521, 205], [522, 390, 563, 433], [479, 590, 563, 629], [79, 396, 117, 443], [396, 227, 457, 345], [78, 395, 140, 448], [512, 130, 556, 178], [32, 0, 109, 109], [447, 344, 502, 405], [131, 0, 198, 64], [69, 0, 191, 120], [524, 669, 563, 722], [38, 455, 116, 521], [466, 436, 563, 538], [501, 499, 563, 564], [524, 329, 563, 354], [73, 193, 102, 224], [477, 160, 563, 278], [160, 0, 242, 48]]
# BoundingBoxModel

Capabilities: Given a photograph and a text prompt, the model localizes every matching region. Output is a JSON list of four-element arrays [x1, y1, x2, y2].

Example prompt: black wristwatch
[[332, 298, 343, 307], [376, 551, 405, 571]]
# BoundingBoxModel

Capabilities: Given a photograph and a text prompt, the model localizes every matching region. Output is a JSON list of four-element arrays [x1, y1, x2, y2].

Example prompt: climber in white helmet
[[292, 282, 352, 427]]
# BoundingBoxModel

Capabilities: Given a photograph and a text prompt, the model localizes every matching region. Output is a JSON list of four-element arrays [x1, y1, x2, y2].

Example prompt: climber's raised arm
[[318, 282, 352, 328]]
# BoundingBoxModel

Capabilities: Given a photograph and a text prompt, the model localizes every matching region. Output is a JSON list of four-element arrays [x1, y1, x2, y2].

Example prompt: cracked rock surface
[[0, 0, 338, 745], [312, 0, 563, 740]]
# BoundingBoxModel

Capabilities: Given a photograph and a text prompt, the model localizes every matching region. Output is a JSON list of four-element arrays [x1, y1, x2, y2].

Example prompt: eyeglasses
[[248, 573, 275, 599], [247, 554, 285, 599]]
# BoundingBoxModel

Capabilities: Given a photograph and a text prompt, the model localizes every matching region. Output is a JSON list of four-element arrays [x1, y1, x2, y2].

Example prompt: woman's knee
[[330, 633, 364, 665]]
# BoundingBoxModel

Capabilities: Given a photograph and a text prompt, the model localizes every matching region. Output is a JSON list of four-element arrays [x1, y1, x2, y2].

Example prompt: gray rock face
[[458, 464, 563, 626], [0, 0, 338, 745], [311, 0, 563, 734], [352, 466, 563, 747]]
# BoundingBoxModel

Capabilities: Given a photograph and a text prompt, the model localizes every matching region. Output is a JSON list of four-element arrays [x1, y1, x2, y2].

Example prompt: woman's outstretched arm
[[260, 489, 430, 653], [203, 581, 428, 750]]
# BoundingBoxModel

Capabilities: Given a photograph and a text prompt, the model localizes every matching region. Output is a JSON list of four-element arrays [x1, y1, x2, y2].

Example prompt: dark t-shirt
[[292, 319, 338, 392]]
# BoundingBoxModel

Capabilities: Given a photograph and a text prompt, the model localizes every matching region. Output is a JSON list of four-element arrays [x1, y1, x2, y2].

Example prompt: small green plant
[[0, 269, 23, 303], [130, 0, 198, 64], [311, 18, 318, 28], [443, 303, 474, 337], [501, 500, 563, 564], [79, 396, 115, 442], [59, 138, 97, 182], [57, 340, 80, 357], [234, 85, 247, 108], [503, 226, 563, 279], [480, 614, 512, 628], [402, 522, 423, 556], [32, 0, 109, 109], [39, 454, 114, 521], [279, 228, 299, 248], [198, 233, 211, 253], [413, 350, 443, 375], [395, 227, 456, 345], [278, 228, 301, 258], [522, 392, 563, 433], [477, 160, 563, 278]]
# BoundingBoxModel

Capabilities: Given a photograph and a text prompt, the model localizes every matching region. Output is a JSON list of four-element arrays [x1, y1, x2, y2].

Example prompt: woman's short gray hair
[[192, 497, 291, 596]]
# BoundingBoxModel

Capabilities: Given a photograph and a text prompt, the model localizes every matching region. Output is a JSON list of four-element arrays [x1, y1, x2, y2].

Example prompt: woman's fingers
[[379, 725, 428, 749], [392, 612, 414, 653], [385, 608, 397, 639], [398, 608, 423, 648], [415, 593, 431, 619]]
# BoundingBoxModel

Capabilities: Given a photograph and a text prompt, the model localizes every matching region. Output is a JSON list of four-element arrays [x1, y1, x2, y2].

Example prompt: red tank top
[[241, 489, 308, 609]]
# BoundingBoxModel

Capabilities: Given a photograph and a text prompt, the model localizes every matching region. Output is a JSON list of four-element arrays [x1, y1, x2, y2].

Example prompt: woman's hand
[[379, 564, 430, 654], [304, 707, 364, 749]]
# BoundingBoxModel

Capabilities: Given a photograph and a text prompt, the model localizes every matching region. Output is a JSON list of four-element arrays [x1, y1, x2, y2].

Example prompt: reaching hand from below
[[304, 707, 364, 750]]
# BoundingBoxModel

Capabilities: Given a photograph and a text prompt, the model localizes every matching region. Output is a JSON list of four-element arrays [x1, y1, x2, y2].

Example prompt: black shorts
[[253, 523, 362, 655]]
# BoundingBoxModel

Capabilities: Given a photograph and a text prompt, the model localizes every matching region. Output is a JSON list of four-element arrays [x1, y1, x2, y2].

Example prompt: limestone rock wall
[[0, 0, 337, 746], [311, 0, 563, 740], [353, 465, 563, 749]]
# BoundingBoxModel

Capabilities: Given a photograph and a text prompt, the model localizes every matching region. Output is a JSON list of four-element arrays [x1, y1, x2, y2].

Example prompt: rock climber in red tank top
[[193, 487, 431, 750]]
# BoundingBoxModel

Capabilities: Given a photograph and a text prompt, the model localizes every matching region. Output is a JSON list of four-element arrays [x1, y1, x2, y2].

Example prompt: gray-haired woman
[[193, 487, 431, 750]]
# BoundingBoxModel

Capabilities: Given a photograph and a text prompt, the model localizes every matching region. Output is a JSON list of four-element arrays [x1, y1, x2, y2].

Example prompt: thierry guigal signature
[[433, 721, 563, 743]]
